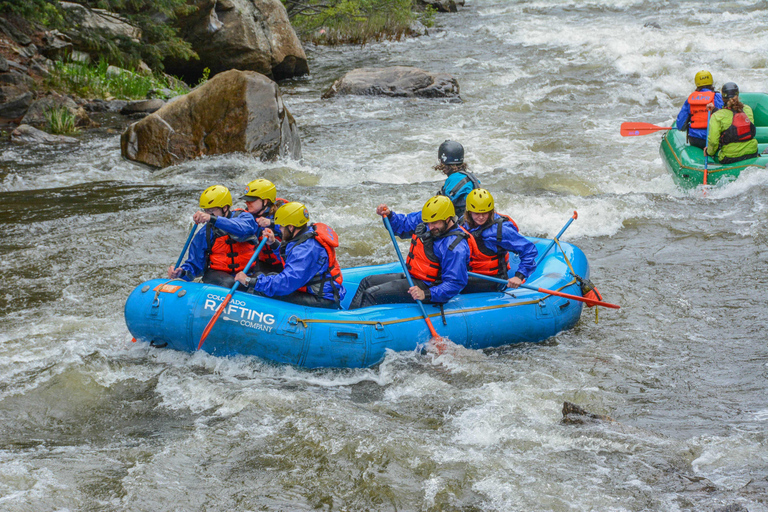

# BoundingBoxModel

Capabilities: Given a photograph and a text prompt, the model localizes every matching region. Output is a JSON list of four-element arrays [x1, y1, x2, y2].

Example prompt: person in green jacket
[[705, 82, 759, 164]]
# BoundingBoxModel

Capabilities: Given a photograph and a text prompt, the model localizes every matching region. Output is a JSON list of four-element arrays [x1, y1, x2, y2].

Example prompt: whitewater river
[[1, 0, 767, 510]]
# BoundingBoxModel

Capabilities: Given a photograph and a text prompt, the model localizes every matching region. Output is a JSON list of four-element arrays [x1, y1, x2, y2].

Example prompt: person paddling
[[240, 178, 287, 274], [460, 189, 538, 294], [168, 185, 259, 288], [675, 70, 723, 149], [348, 196, 469, 309], [435, 140, 480, 218], [234, 202, 345, 309], [705, 82, 759, 164]]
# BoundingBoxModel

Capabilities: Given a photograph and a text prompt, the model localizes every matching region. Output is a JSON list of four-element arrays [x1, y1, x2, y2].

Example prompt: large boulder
[[120, 69, 301, 168], [322, 66, 460, 99], [165, 0, 308, 81]]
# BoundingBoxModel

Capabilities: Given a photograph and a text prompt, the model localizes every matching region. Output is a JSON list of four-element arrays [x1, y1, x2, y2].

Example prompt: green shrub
[[45, 106, 80, 135], [284, 0, 417, 45], [45, 59, 189, 100]]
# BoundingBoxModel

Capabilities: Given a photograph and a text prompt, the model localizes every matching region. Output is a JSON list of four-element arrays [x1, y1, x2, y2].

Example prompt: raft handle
[[336, 332, 359, 339], [559, 301, 570, 310]]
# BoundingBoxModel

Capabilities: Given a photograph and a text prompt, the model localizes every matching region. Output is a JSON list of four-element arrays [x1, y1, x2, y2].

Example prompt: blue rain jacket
[[463, 214, 538, 278], [254, 226, 346, 302], [675, 88, 724, 141], [180, 211, 260, 280], [389, 210, 470, 303], [439, 170, 480, 216]]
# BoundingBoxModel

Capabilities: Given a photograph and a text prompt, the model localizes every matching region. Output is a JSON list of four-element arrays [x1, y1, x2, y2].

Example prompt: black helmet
[[722, 82, 739, 101], [438, 140, 464, 165]]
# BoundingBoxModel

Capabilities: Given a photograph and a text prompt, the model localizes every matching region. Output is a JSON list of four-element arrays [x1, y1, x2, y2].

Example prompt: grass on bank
[[45, 59, 189, 100], [44, 106, 80, 135], [285, 0, 436, 45]]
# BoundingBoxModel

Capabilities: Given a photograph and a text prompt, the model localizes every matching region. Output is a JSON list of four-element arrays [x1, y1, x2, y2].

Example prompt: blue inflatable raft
[[124, 237, 589, 368]]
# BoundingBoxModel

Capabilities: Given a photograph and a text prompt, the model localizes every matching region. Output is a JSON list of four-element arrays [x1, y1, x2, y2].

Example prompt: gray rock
[[21, 92, 94, 128], [59, 1, 141, 41], [120, 98, 165, 116], [0, 72, 35, 88], [0, 55, 8, 73], [11, 124, 79, 144], [165, 0, 308, 81], [41, 30, 74, 61], [0, 90, 34, 120], [121, 69, 301, 168], [0, 17, 32, 46], [322, 66, 460, 99]]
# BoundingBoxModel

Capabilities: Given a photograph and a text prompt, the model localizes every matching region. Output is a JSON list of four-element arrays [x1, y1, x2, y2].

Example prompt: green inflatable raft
[[660, 92, 768, 188]]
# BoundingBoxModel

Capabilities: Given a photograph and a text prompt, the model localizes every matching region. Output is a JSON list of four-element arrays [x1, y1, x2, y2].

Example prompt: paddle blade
[[620, 122, 673, 137], [198, 294, 232, 350]]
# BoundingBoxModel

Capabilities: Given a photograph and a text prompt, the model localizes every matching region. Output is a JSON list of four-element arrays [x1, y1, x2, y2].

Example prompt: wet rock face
[[322, 66, 461, 100], [120, 69, 301, 168], [165, 0, 308, 82]]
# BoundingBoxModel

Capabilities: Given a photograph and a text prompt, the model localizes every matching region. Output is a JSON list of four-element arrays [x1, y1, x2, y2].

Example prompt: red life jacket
[[466, 214, 517, 279], [205, 210, 256, 274], [282, 223, 343, 301], [720, 111, 756, 146], [406, 224, 469, 284], [256, 198, 289, 268], [687, 90, 716, 129]]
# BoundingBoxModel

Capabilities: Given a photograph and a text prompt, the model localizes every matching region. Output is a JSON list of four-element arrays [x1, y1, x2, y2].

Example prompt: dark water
[[1, 1, 768, 510]]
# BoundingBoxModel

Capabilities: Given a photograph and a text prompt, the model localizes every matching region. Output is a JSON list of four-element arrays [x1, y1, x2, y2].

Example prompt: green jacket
[[707, 105, 759, 162]]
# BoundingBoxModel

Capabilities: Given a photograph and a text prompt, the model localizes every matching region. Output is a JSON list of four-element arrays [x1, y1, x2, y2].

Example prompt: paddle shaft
[[468, 272, 620, 309], [198, 237, 269, 350], [703, 111, 710, 186], [535, 211, 577, 266], [175, 224, 198, 269], [382, 215, 440, 338], [620, 122, 674, 136]]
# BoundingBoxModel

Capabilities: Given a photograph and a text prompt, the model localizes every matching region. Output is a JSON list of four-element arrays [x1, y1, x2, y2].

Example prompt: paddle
[[468, 272, 621, 309], [620, 122, 673, 137], [197, 237, 269, 350], [382, 215, 441, 339], [175, 224, 198, 270], [703, 110, 710, 186], [536, 211, 577, 266]]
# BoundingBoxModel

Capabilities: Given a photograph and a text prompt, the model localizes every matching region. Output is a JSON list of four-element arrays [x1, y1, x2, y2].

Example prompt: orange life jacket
[[466, 214, 517, 279], [406, 224, 469, 284], [205, 210, 256, 274], [256, 198, 289, 268], [282, 223, 343, 301], [687, 90, 716, 129]]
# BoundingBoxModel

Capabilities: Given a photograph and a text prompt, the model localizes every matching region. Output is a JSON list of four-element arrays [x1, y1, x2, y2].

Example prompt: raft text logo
[[204, 294, 276, 332]]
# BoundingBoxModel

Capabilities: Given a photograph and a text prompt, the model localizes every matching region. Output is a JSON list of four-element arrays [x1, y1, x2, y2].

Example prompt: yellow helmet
[[199, 185, 232, 209], [466, 188, 495, 213], [241, 179, 276, 202], [421, 195, 455, 223], [694, 70, 713, 88], [274, 201, 309, 227]]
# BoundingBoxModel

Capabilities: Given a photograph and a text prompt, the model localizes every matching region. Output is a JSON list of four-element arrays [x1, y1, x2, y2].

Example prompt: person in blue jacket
[[234, 202, 346, 309], [348, 196, 470, 309], [435, 140, 480, 218], [460, 189, 538, 293], [168, 185, 259, 288], [675, 70, 723, 149]]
